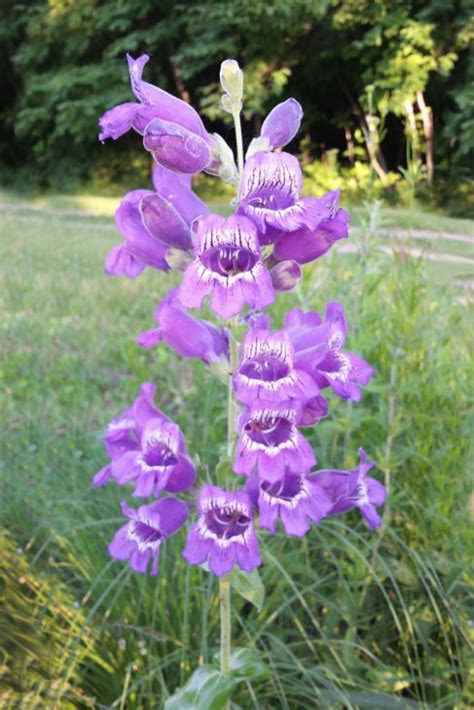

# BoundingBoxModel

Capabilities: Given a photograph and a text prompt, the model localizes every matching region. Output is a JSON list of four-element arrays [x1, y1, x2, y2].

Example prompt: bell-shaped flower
[[311, 449, 387, 530], [274, 190, 350, 264], [105, 167, 209, 279], [234, 400, 316, 482], [238, 152, 331, 236], [136, 288, 229, 364], [182, 485, 261, 577], [261, 98, 303, 150], [99, 54, 207, 141], [92, 383, 196, 498], [179, 213, 274, 320], [233, 323, 320, 405], [284, 302, 374, 402], [246, 469, 332, 536], [109, 498, 188, 575]]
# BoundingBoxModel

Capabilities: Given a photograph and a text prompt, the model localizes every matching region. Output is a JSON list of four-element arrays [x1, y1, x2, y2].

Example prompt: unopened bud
[[165, 247, 194, 271], [270, 260, 301, 292], [220, 59, 243, 114]]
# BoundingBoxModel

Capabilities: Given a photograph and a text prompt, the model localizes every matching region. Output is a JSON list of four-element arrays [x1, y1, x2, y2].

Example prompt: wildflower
[[233, 323, 319, 405], [274, 190, 349, 264], [136, 288, 229, 364], [105, 169, 208, 278], [234, 400, 316, 482], [285, 302, 374, 402], [99, 54, 208, 143], [247, 469, 332, 536], [179, 213, 274, 320], [312, 448, 387, 530], [109, 498, 188, 575], [92, 383, 196, 498], [182, 485, 261, 576], [260, 98, 303, 150], [238, 151, 330, 235]]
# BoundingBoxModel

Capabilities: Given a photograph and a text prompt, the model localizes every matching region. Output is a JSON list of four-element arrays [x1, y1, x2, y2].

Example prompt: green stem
[[233, 109, 244, 176], [219, 576, 231, 675]]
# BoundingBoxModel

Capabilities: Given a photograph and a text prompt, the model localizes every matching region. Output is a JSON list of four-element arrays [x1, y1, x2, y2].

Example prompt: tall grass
[[0, 204, 472, 708]]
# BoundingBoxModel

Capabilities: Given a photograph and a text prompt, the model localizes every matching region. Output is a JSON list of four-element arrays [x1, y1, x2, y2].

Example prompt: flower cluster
[[93, 55, 386, 577]]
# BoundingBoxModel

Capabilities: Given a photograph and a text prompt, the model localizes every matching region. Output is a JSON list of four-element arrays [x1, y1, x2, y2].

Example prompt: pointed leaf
[[229, 647, 269, 680], [164, 665, 236, 710], [228, 567, 264, 611]]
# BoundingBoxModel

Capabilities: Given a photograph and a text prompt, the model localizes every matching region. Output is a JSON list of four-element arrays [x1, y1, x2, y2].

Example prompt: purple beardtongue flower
[[238, 152, 330, 235], [99, 54, 208, 142], [284, 303, 374, 402], [179, 213, 274, 320], [182, 485, 261, 577], [144, 118, 213, 174], [274, 190, 350, 264], [233, 323, 319, 405], [136, 288, 229, 364], [105, 169, 209, 278], [92, 383, 196, 498], [246, 469, 332, 536], [234, 400, 316, 482], [260, 98, 303, 150], [311, 448, 387, 530], [109, 497, 188, 575]]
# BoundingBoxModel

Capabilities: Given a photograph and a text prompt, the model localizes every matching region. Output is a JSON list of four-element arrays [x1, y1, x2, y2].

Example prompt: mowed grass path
[[0, 191, 472, 708]]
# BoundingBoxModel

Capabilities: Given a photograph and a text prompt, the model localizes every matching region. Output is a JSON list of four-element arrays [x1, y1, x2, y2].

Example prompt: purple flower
[[274, 190, 349, 264], [109, 498, 188, 575], [179, 213, 274, 320], [247, 469, 332, 536], [260, 98, 303, 150], [143, 118, 213, 174], [285, 302, 374, 402], [136, 288, 229, 364], [99, 54, 207, 142], [182, 485, 261, 576], [234, 400, 316, 482], [233, 323, 319, 405], [238, 152, 330, 236], [105, 169, 208, 278], [92, 383, 196, 498], [312, 449, 387, 530]]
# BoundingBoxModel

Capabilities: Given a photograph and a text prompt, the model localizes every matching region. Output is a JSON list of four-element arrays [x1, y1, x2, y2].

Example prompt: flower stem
[[233, 109, 244, 176], [227, 330, 239, 458], [219, 576, 231, 676]]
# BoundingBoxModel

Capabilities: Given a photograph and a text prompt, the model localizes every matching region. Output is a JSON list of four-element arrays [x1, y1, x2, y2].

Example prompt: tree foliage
[[0, 0, 471, 189]]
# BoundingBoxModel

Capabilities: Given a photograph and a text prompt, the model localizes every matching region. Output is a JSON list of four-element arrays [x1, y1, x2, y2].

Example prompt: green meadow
[[1, 192, 473, 708]]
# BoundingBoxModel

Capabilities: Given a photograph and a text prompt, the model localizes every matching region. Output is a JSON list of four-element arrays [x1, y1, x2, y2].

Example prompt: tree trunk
[[416, 91, 434, 183]]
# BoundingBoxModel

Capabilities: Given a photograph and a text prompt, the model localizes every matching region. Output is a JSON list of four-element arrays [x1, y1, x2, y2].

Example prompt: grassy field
[[0, 191, 473, 708]]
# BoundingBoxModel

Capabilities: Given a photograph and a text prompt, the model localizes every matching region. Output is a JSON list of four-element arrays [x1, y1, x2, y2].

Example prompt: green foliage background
[[0, 0, 472, 196]]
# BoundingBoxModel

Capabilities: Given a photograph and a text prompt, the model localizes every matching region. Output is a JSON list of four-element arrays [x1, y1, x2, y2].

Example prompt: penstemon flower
[[93, 54, 387, 705], [182, 485, 261, 576], [179, 213, 274, 319]]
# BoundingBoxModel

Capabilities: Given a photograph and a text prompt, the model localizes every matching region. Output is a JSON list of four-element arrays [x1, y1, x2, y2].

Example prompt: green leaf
[[164, 665, 236, 710], [228, 647, 269, 680], [228, 567, 264, 611]]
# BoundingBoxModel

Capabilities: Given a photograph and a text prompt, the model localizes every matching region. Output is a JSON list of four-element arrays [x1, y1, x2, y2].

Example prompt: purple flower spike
[[312, 449, 387, 530], [144, 118, 213, 174], [109, 498, 188, 575], [137, 288, 229, 364], [274, 190, 350, 264], [284, 303, 374, 402], [233, 324, 319, 405], [179, 213, 274, 320], [261, 98, 303, 149], [247, 469, 332, 536], [93, 383, 196, 498], [182, 485, 261, 577], [99, 54, 208, 142], [234, 400, 316, 482], [239, 152, 329, 234]]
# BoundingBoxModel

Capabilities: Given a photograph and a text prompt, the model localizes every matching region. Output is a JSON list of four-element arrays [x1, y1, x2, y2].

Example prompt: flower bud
[[220, 59, 243, 100], [270, 259, 301, 292]]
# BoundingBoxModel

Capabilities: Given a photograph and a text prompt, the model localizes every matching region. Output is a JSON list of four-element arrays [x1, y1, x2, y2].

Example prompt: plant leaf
[[228, 567, 265, 611], [164, 665, 236, 710], [228, 647, 269, 680]]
